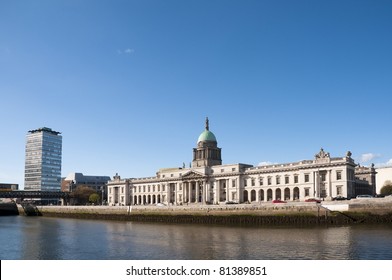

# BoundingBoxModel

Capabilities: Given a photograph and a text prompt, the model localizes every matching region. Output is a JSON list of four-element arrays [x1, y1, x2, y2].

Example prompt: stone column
[[216, 180, 220, 204], [184, 182, 188, 202], [226, 179, 230, 202], [188, 182, 192, 203], [203, 181, 208, 204], [196, 181, 200, 203], [190, 182, 193, 203], [328, 169, 332, 199], [174, 183, 177, 205], [207, 180, 212, 204], [166, 184, 170, 204]]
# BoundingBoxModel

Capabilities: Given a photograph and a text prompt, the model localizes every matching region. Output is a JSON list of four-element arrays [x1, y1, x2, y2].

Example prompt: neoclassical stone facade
[[107, 118, 375, 206]]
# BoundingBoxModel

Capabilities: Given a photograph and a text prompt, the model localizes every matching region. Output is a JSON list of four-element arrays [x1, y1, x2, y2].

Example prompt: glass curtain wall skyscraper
[[24, 127, 62, 191]]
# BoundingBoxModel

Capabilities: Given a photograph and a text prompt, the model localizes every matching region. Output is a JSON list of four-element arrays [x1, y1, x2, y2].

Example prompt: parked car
[[332, 196, 348, 201], [305, 198, 322, 203], [356, 195, 373, 199], [272, 199, 287, 203]]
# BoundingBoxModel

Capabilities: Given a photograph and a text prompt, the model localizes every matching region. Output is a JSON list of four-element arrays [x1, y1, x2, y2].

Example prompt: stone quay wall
[[16, 197, 392, 225]]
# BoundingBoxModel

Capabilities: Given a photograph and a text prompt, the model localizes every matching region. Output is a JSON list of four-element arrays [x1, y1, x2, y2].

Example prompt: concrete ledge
[[15, 200, 392, 225], [323, 204, 349, 211]]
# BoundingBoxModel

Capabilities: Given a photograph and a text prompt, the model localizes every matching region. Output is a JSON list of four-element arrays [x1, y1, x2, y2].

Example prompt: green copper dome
[[197, 117, 217, 143], [198, 129, 217, 143]]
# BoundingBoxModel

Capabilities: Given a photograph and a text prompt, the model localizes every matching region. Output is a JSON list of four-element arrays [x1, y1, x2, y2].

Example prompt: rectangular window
[[232, 180, 236, 188], [143, 186, 146, 192], [337, 171, 342, 180], [259, 177, 263, 186], [232, 168, 236, 172], [162, 185, 165, 192], [285, 176, 289, 184], [276, 177, 280, 185], [121, 187, 124, 194], [336, 186, 343, 195], [158, 185, 160, 192], [244, 179, 247, 187], [251, 178, 255, 186], [153, 186, 155, 192], [221, 169, 225, 173], [305, 188, 310, 197], [305, 174, 309, 183], [321, 173, 326, 182], [268, 177, 271, 185], [294, 175, 298, 184], [148, 186, 150, 192]]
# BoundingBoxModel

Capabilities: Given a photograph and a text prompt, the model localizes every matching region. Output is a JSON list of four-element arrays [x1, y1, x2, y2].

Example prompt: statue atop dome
[[197, 117, 217, 144]]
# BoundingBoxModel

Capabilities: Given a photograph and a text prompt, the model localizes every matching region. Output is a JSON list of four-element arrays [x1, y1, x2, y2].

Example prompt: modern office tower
[[24, 127, 62, 192]]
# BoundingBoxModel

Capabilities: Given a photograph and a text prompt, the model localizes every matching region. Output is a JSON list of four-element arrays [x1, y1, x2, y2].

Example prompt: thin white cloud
[[359, 153, 381, 163], [117, 48, 135, 55], [372, 159, 392, 168]]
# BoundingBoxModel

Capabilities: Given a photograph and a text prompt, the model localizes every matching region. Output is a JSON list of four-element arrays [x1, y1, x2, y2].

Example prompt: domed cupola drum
[[192, 117, 222, 167]]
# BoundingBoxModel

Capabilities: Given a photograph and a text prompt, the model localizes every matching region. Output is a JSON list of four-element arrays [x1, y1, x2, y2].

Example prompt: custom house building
[[107, 118, 375, 206]]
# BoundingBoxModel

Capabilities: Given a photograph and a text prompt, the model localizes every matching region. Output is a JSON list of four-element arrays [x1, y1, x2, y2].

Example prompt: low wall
[[17, 198, 392, 225]]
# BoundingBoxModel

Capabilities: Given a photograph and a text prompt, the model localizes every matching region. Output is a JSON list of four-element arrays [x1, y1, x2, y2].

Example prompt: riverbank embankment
[[16, 197, 392, 225]]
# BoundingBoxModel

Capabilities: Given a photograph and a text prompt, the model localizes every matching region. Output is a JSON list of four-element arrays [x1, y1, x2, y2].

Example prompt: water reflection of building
[[107, 118, 375, 206]]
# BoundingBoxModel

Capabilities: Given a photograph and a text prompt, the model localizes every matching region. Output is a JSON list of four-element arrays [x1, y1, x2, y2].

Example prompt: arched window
[[267, 189, 273, 201], [251, 190, 256, 202]]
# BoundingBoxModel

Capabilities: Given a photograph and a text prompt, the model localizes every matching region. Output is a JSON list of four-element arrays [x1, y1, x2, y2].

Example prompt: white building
[[107, 118, 375, 206], [375, 166, 392, 194]]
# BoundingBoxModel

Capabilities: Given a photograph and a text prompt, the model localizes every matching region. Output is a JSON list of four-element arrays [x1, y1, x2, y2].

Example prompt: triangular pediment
[[181, 170, 204, 179]]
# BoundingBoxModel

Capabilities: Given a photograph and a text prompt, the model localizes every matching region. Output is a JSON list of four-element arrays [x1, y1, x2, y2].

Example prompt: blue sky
[[1, 0, 392, 189]]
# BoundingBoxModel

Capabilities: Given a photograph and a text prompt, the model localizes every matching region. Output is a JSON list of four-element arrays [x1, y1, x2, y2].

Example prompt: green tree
[[380, 182, 392, 195], [89, 193, 100, 205], [71, 186, 97, 205]]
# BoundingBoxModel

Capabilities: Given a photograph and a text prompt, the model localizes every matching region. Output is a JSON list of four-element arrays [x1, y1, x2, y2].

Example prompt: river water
[[1, 216, 392, 260]]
